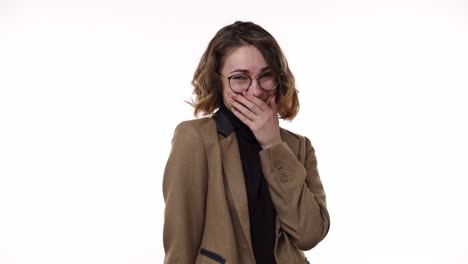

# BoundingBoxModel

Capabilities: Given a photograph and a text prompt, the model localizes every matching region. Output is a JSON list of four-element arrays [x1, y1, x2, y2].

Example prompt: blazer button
[[280, 175, 288, 183], [274, 161, 283, 169]]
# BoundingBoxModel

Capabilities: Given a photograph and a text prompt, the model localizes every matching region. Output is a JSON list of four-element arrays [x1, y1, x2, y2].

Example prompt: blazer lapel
[[213, 110, 254, 255]]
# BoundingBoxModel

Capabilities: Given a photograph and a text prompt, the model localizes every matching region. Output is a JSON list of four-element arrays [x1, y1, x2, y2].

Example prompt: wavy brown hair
[[191, 21, 299, 120]]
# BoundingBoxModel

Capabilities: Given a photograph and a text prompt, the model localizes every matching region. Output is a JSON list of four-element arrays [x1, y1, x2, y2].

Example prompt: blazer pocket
[[200, 248, 226, 263]]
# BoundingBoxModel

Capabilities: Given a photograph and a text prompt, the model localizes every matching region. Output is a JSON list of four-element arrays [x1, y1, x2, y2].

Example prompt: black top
[[218, 104, 277, 264]]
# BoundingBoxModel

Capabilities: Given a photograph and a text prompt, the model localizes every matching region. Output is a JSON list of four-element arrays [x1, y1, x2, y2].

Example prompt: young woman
[[163, 21, 330, 264]]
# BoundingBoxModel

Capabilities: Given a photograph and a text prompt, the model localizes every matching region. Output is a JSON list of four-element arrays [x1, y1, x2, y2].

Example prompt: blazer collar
[[212, 107, 235, 137]]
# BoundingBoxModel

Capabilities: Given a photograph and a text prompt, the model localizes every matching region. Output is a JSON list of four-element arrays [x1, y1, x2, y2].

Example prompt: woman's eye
[[231, 75, 249, 81], [260, 72, 273, 78]]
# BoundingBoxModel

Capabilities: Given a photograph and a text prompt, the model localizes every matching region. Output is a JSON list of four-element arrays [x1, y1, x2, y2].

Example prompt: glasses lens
[[259, 72, 277, 90], [229, 74, 250, 92]]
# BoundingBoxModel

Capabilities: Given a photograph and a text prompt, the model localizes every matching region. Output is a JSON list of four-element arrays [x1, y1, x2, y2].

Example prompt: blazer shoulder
[[280, 127, 307, 144], [176, 116, 214, 129], [279, 127, 317, 157], [173, 117, 217, 142]]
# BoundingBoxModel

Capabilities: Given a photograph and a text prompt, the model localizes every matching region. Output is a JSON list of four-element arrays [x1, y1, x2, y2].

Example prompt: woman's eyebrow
[[229, 66, 271, 74]]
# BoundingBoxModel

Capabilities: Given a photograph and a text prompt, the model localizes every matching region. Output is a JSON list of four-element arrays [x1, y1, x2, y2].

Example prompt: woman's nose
[[245, 78, 263, 97]]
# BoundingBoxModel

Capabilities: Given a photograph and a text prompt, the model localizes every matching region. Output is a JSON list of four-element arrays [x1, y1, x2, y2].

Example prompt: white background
[[1, 0, 467, 263]]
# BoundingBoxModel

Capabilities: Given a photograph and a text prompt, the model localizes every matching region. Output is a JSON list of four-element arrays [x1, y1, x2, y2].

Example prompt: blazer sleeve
[[259, 137, 330, 250], [162, 121, 208, 263]]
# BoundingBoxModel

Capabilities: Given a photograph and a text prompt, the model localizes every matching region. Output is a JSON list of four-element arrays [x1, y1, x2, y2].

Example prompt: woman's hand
[[229, 92, 282, 149]]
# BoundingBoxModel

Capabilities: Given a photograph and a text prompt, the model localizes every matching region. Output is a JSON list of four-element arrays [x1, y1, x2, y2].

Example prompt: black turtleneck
[[218, 103, 277, 264]]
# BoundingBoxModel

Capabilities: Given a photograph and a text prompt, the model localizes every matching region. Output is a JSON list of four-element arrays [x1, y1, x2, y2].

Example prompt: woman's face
[[220, 45, 276, 110]]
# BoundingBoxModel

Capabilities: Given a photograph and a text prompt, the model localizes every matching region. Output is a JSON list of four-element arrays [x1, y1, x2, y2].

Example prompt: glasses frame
[[219, 72, 281, 93]]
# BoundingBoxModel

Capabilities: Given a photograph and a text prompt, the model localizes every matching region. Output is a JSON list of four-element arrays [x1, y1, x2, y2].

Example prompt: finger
[[231, 106, 254, 127], [232, 93, 262, 114], [269, 94, 278, 110], [241, 92, 268, 112], [230, 98, 257, 121]]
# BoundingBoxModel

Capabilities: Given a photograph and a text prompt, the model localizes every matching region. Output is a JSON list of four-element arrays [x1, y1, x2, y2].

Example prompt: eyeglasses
[[220, 72, 280, 93]]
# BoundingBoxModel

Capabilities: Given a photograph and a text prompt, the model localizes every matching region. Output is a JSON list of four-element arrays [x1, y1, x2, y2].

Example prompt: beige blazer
[[163, 110, 330, 263]]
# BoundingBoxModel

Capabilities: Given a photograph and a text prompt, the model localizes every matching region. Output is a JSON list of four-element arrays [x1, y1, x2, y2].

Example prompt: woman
[[163, 21, 330, 264]]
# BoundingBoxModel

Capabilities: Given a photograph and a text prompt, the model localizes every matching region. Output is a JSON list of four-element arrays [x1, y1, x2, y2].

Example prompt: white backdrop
[[1, 0, 467, 263]]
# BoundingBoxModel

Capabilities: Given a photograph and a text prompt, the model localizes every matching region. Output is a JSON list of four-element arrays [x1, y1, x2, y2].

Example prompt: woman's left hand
[[230, 92, 282, 149]]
